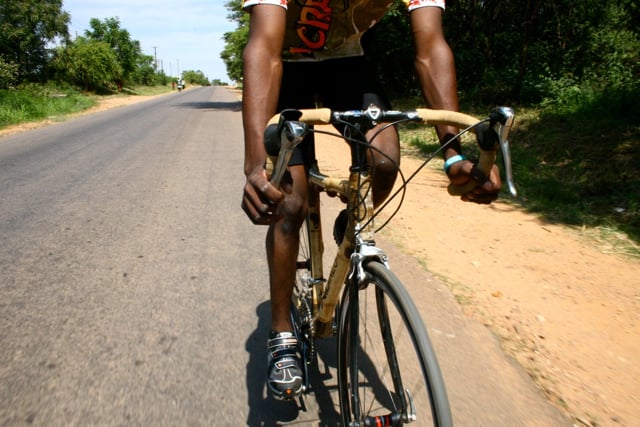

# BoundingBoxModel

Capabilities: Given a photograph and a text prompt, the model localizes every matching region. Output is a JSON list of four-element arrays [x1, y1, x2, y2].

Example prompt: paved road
[[0, 86, 571, 426]]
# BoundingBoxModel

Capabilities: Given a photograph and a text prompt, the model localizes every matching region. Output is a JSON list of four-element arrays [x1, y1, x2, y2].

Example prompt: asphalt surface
[[0, 86, 571, 426]]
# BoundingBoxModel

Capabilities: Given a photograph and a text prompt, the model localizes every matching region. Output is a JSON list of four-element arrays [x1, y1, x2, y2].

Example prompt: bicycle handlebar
[[266, 106, 516, 197], [268, 107, 479, 128]]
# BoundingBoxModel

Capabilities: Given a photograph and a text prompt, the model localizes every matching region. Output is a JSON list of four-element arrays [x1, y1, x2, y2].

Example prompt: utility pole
[[152, 46, 158, 72]]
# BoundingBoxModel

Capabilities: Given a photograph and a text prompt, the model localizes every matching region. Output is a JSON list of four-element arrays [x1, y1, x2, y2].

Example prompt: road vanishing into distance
[[0, 86, 571, 426]]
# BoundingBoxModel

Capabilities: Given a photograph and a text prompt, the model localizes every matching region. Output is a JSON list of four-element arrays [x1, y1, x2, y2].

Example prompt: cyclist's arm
[[409, 6, 501, 203], [241, 4, 286, 223], [408, 6, 460, 160]]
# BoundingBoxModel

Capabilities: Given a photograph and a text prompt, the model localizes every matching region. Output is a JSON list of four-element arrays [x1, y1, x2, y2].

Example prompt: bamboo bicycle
[[265, 105, 516, 426]]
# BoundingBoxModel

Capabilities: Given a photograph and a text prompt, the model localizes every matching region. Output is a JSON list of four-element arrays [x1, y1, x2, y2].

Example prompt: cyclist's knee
[[370, 125, 400, 168], [373, 153, 400, 179], [273, 165, 308, 234], [278, 192, 307, 235]]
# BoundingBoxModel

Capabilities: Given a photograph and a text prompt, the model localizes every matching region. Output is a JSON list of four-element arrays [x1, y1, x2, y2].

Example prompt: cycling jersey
[[243, 0, 445, 61]]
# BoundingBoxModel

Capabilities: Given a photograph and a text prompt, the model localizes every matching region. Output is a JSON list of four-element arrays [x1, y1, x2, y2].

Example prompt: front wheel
[[337, 261, 452, 426]]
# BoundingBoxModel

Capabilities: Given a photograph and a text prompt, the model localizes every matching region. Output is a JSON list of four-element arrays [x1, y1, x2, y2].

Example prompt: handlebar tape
[[415, 108, 478, 129], [268, 108, 332, 126]]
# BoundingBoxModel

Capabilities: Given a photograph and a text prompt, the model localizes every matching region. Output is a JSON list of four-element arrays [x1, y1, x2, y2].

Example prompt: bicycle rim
[[292, 217, 315, 366], [296, 216, 313, 291], [337, 261, 452, 426]]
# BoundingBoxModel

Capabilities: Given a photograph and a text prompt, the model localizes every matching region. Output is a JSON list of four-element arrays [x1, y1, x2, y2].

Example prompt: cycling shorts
[[278, 56, 391, 166]]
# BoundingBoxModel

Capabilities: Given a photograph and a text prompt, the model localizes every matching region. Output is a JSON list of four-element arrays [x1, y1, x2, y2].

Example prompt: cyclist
[[240, 0, 502, 400]]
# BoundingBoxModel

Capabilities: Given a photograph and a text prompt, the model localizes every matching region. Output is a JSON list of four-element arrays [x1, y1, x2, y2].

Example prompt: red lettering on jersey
[[300, 7, 330, 30], [291, 0, 333, 55]]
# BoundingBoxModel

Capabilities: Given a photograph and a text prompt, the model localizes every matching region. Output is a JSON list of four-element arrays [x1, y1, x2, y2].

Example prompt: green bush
[[53, 38, 122, 92], [0, 56, 19, 89]]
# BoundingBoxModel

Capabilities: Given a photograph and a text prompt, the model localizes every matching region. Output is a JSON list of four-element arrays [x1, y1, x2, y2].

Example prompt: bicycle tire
[[337, 261, 453, 426]]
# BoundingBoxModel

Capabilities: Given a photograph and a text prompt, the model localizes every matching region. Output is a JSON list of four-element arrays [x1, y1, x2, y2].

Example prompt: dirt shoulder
[[315, 135, 639, 427], [4, 89, 638, 426], [385, 166, 639, 427]]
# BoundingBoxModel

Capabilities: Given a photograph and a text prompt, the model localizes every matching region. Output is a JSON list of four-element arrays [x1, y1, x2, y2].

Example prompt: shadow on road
[[245, 301, 341, 426], [173, 101, 242, 111]]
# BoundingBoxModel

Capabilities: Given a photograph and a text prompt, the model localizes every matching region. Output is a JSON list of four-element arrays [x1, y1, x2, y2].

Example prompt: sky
[[62, 0, 237, 83]]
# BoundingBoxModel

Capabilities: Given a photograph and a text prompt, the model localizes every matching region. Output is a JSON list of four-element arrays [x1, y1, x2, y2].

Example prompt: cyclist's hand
[[447, 159, 501, 204], [242, 168, 284, 225]]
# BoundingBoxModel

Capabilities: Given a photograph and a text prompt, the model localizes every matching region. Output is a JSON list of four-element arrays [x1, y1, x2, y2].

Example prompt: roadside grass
[[0, 84, 173, 129], [0, 84, 96, 128], [397, 91, 640, 259]]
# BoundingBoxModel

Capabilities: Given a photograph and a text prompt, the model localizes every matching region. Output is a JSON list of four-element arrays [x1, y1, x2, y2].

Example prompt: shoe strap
[[268, 335, 297, 349], [268, 333, 300, 363]]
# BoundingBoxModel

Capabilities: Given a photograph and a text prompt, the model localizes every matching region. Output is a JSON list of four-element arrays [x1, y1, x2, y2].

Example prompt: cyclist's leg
[[269, 59, 318, 334], [364, 102, 400, 207], [266, 163, 308, 333], [265, 163, 308, 399]]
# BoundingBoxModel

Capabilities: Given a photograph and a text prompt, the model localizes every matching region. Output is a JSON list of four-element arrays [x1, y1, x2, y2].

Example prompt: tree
[[445, 0, 640, 103], [84, 17, 142, 88], [581, 2, 640, 91], [0, 55, 20, 89], [182, 70, 210, 86], [0, 0, 70, 82], [133, 54, 157, 86], [54, 37, 122, 91], [220, 0, 249, 83]]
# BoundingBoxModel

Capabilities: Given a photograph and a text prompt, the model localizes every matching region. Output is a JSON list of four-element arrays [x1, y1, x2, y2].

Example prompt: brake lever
[[267, 120, 309, 188], [490, 107, 517, 196]]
